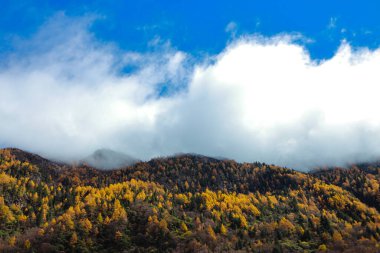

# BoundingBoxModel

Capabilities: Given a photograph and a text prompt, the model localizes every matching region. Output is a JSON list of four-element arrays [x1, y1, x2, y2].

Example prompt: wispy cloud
[[225, 21, 238, 38], [2, 14, 380, 170], [327, 17, 338, 30]]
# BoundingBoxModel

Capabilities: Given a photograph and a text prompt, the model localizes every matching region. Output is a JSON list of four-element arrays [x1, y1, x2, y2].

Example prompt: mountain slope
[[313, 163, 380, 212], [1, 148, 380, 252]]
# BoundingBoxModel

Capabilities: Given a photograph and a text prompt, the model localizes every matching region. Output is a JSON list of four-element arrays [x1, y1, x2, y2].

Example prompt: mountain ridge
[[1, 148, 380, 252]]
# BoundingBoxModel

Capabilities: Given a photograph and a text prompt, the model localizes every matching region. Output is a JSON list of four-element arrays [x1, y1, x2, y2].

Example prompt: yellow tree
[[111, 199, 127, 221]]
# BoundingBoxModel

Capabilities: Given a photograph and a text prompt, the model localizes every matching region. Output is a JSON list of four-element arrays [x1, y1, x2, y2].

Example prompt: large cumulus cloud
[[2, 14, 380, 170]]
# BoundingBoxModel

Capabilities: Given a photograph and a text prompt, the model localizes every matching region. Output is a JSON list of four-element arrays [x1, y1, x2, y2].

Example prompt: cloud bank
[[2, 15, 380, 170]]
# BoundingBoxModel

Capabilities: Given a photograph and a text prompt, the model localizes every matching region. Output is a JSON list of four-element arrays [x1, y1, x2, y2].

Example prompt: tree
[[8, 236, 16, 246], [24, 239, 31, 249], [70, 232, 78, 246], [220, 224, 227, 235], [207, 225, 217, 241], [181, 222, 188, 232], [111, 199, 127, 221]]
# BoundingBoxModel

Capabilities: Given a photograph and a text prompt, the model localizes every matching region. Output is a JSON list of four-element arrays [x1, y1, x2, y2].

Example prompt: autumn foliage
[[0, 149, 380, 252]]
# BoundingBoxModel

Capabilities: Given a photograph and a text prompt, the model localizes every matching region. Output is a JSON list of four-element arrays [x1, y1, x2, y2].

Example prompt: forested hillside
[[1, 148, 380, 252], [313, 163, 380, 213]]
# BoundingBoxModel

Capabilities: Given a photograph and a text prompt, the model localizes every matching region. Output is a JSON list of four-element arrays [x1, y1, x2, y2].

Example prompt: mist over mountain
[[82, 148, 138, 169]]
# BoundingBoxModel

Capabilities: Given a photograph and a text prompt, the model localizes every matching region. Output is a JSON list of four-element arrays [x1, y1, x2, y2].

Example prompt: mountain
[[1, 148, 380, 252], [4, 148, 63, 169], [82, 148, 138, 169], [312, 162, 380, 212]]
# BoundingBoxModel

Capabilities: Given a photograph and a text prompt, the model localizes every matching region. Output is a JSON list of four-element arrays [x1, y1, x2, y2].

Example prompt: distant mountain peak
[[82, 148, 138, 170]]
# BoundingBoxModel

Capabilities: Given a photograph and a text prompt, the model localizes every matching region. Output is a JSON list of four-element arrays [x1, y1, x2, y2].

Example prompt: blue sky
[[2, 1, 380, 169], [1, 1, 380, 59]]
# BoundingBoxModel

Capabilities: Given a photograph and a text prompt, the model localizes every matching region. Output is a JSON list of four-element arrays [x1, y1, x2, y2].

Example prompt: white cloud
[[2, 15, 380, 170]]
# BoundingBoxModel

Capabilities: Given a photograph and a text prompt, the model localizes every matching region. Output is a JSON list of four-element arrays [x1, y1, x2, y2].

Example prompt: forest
[[1, 148, 380, 252]]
